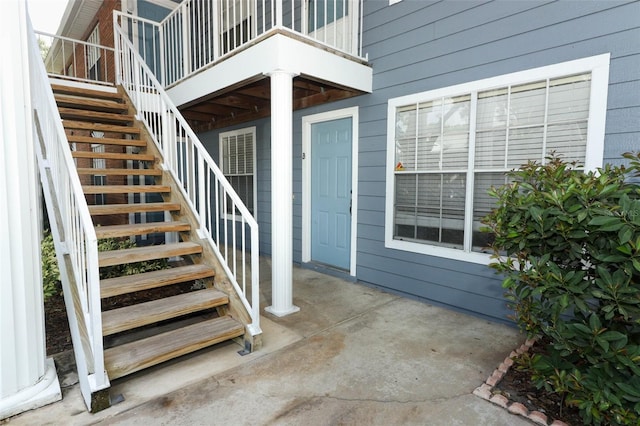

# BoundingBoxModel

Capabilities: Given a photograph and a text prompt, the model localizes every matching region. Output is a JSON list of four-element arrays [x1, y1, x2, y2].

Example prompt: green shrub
[[97, 237, 168, 279], [41, 233, 169, 298], [483, 153, 640, 425], [41, 232, 61, 301]]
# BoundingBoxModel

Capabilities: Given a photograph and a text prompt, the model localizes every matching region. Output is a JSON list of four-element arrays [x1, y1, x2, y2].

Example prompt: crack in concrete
[[259, 389, 472, 406]]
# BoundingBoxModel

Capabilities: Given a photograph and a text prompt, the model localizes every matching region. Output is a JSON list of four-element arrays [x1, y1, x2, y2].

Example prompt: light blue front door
[[311, 117, 352, 270]]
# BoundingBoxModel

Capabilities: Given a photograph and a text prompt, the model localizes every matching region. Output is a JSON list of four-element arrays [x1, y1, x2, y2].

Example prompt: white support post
[[0, 1, 61, 419], [265, 69, 299, 317]]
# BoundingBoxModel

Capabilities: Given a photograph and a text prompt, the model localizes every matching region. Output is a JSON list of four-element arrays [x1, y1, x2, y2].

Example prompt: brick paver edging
[[473, 338, 569, 426]]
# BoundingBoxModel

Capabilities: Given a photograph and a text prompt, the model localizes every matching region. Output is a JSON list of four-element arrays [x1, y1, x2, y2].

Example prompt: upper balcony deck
[[121, 0, 372, 130]]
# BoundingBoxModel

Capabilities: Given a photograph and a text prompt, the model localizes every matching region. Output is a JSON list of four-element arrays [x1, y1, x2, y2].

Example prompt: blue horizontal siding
[[352, 0, 640, 324], [193, 0, 639, 324]]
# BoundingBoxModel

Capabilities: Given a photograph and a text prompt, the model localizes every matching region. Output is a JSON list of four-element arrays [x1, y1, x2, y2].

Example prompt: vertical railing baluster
[[212, 0, 219, 60], [181, 2, 190, 77]]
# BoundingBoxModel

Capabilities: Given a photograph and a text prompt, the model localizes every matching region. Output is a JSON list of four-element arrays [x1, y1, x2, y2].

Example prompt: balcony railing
[[119, 0, 363, 87], [37, 31, 116, 85]]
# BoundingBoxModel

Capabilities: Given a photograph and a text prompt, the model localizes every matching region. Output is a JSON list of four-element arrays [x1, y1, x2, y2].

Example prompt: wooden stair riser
[[58, 107, 134, 124], [51, 84, 124, 101], [67, 134, 146, 147], [77, 168, 162, 177], [102, 289, 229, 336], [55, 94, 129, 113], [95, 221, 190, 239], [72, 151, 155, 162], [100, 264, 215, 298], [63, 120, 141, 134], [98, 242, 202, 267], [89, 202, 180, 216], [103, 316, 245, 380], [83, 185, 170, 195]]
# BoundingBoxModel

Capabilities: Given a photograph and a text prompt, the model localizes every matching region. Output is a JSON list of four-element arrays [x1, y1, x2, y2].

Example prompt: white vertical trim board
[[302, 106, 359, 276]]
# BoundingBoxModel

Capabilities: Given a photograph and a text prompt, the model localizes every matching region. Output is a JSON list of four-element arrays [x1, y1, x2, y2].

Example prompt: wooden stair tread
[[101, 264, 215, 298], [55, 94, 129, 113], [104, 316, 245, 379], [98, 242, 202, 267], [62, 120, 140, 134], [95, 221, 190, 239], [59, 107, 134, 124], [89, 202, 181, 216], [51, 84, 123, 101], [77, 168, 162, 176], [102, 289, 229, 336], [72, 151, 155, 161], [83, 185, 170, 195], [67, 134, 146, 147]]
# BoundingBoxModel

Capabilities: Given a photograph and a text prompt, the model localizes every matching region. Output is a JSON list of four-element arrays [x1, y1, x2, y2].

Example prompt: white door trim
[[302, 106, 359, 276]]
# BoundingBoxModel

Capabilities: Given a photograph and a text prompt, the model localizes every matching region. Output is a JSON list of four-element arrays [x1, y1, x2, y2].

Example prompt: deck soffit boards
[[168, 32, 373, 132]]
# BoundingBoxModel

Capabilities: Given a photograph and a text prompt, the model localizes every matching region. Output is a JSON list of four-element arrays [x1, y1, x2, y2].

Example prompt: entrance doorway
[[302, 107, 358, 275]]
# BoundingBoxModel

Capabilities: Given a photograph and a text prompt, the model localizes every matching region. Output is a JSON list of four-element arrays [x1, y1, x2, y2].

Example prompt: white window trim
[[385, 53, 610, 265], [219, 126, 257, 221], [302, 106, 359, 276], [389, 0, 403, 5]]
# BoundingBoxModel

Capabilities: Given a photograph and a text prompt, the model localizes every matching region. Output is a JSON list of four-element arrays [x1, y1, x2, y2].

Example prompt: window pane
[[395, 107, 416, 170], [442, 96, 470, 169], [472, 172, 508, 252], [507, 126, 544, 168], [548, 76, 591, 123], [416, 96, 470, 170], [390, 173, 466, 248], [475, 129, 506, 169], [510, 81, 546, 127], [394, 175, 417, 239], [416, 100, 441, 170], [477, 89, 507, 131], [228, 175, 254, 213], [220, 128, 256, 217], [546, 122, 588, 162], [395, 174, 416, 206]]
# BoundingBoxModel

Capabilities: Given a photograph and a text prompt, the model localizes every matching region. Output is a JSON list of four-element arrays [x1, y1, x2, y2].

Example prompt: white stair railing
[[28, 19, 108, 411], [114, 14, 261, 337]]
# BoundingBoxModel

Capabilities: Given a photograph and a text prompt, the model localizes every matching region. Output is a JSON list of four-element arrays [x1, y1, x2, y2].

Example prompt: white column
[[0, 1, 61, 419], [265, 69, 300, 317]]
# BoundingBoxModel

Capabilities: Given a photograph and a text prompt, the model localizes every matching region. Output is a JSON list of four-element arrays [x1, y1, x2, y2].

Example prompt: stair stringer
[[120, 88, 262, 351]]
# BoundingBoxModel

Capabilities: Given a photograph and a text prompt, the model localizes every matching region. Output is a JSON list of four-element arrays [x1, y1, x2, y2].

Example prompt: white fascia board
[[143, 0, 181, 10], [167, 33, 372, 107], [274, 35, 372, 94]]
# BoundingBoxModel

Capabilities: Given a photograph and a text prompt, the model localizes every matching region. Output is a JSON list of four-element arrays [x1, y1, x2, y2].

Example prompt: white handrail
[[114, 13, 261, 336], [28, 19, 108, 410]]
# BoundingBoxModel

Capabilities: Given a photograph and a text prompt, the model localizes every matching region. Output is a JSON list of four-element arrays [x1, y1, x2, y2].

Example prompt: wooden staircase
[[52, 84, 249, 381]]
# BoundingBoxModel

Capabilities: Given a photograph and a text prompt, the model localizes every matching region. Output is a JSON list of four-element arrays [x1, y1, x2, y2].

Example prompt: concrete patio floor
[[8, 260, 530, 425]]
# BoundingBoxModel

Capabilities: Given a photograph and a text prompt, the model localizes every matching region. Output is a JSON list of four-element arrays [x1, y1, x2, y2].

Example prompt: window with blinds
[[220, 127, 256, 216], [385, 55, 609, 263], [86, 24, 101, 80]]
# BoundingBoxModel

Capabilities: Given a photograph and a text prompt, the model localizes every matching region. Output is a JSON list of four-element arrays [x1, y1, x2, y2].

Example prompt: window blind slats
[[221, 129, 255, 214], [393, 71, 593, 252]]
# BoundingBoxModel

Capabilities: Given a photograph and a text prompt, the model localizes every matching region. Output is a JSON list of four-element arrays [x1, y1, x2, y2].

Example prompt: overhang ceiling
[[180, 75, 365, 132]]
